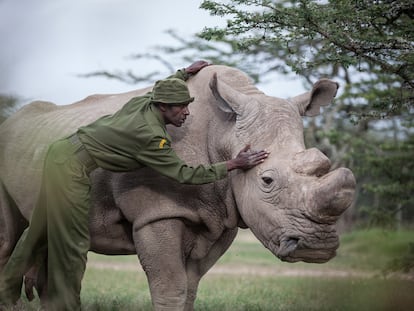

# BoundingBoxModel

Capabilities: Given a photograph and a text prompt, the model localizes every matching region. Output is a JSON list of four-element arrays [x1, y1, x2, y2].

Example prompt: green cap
[[151, 78, 195, 105]]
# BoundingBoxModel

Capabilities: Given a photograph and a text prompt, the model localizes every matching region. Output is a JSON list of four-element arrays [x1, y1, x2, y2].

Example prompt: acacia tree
[[89, 0, 413, 118], [198, 0, 413, 117]]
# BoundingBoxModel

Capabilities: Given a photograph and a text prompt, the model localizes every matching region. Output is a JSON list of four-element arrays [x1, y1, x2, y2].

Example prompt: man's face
[[161, 104, 190, 127]]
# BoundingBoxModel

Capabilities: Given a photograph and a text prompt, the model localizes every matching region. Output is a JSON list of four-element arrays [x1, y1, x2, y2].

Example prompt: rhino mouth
[[270, 235, 339, 263]]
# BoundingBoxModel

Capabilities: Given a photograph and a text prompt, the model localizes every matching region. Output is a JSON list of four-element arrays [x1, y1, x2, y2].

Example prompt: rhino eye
[[262, 176, 274, 185]]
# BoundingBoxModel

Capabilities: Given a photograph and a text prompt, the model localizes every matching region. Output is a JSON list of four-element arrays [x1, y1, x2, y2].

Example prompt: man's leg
[[45, 140, 91, 311]]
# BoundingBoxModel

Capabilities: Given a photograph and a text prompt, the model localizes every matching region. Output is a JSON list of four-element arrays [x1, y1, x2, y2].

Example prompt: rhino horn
[[209, 72, 254, 116], [290, 79, 339, 117], [310, 168, 356, 223]]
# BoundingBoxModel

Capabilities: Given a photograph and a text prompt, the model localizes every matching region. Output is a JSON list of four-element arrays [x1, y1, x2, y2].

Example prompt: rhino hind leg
[[23, 256, 47, 303], [0, 181, 28, 271]]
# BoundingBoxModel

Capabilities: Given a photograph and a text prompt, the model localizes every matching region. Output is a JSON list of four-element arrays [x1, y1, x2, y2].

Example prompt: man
[[0, 61, 269, 310]]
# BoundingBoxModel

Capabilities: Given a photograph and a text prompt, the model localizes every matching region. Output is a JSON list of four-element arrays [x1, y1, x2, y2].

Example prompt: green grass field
[[15, 229, 414, 310]]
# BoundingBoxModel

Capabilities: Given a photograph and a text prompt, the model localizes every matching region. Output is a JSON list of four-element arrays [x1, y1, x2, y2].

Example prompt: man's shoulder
[[123, 93, 152, 113], [136, 110, 167, 144]]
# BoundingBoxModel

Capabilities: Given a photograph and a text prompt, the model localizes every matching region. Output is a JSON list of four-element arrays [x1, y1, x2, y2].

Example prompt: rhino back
[[0, 89, 147, 218]]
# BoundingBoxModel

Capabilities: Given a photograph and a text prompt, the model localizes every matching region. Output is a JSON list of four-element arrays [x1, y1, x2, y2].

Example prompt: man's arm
[[136, 135, 269, 185], [167, 60, 211, 81], [184, 60, 211, 76], [226, 145, 269, 171]]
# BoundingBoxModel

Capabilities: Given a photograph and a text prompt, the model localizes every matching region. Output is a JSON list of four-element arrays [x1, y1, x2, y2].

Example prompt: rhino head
[[206, 67, 356, 263]]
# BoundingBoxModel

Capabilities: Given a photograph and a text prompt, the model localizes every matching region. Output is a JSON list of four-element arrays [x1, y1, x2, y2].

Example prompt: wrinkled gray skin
[[0, 65, 355, 310]]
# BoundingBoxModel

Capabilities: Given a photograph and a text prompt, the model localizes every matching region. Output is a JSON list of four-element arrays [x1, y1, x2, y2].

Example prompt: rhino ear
[[209, 72, 250, 115], [291, 79, 339, 117]]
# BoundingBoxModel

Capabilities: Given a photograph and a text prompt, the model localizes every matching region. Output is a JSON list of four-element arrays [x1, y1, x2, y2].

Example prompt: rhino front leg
[[184, 228, 238, 311], [133, 219, 188, 311]]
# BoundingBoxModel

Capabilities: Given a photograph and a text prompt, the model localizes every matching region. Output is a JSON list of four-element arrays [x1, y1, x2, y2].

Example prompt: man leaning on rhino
[[0, 61, 355, 311]]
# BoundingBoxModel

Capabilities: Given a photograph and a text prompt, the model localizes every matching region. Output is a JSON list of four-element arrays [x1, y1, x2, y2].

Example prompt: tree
[[350, 128, 414, 228], [0, 94, 21, 124], [199, 0, 413, 119]]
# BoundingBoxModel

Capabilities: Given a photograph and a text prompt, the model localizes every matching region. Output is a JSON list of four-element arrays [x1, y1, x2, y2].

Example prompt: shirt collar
[[149, 103, 166, 126]]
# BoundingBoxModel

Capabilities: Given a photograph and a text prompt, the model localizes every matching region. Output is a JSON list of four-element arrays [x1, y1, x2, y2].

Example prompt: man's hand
[[185, 60, 211, 75], [226, 145, 270, 171]]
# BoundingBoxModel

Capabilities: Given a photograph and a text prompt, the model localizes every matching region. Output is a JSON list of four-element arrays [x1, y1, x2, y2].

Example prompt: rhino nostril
[[277, 237, 299, 258]]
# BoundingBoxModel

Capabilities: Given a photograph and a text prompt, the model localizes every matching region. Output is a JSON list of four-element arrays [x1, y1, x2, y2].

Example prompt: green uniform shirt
[[77, 70, 227, 184]]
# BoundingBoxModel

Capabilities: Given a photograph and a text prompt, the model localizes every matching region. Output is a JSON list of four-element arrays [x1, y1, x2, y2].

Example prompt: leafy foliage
[[352, 134, 414, 228], [384, 242, 414, 275], [199, 0, 413, 119], [0, 94, 21, 124]]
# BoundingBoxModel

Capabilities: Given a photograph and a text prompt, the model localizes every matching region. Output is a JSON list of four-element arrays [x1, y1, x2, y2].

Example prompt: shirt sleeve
[[135, 135, 227, 184]]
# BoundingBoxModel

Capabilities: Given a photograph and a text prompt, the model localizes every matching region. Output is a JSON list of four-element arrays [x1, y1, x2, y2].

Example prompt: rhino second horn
[[312, 168, 356, 222], [292, 148, 331, 177]]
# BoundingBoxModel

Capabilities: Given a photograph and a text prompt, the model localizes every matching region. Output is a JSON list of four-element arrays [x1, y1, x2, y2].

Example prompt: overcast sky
[[0, 0, 303, 106]]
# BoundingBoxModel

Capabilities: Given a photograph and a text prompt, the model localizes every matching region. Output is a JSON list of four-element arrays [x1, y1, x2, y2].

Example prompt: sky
[[0, 0, 303, 106]]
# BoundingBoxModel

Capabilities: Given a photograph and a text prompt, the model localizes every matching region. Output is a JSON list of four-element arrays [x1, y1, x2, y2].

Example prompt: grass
[[13, 228, 414, 310], [328, 228, 414, 271], [195, 276, 413, 311]]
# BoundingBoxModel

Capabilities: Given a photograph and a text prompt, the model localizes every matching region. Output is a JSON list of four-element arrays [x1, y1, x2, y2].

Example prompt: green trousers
[[0, 135, 97, 310]]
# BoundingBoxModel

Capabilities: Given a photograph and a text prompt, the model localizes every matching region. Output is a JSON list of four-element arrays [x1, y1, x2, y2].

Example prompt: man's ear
[[157, 103, 168, 112]]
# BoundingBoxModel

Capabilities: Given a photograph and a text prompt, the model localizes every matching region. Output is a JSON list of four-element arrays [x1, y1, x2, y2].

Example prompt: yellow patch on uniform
[[159, 138, 167, 149]]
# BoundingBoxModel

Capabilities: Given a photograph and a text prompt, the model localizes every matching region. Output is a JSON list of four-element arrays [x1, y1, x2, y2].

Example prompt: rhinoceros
[[0, 65, 356, 310]]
